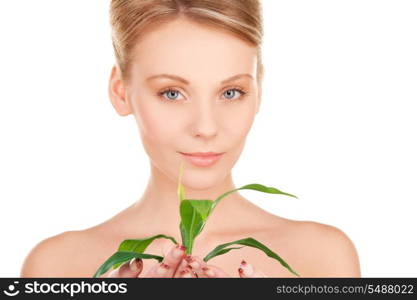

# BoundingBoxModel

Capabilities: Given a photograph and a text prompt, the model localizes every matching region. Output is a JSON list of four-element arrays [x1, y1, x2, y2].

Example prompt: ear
[[108, 65, 133, 116]]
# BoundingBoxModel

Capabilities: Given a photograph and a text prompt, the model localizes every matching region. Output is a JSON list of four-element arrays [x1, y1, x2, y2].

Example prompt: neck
[[128, 162, 256, 243]]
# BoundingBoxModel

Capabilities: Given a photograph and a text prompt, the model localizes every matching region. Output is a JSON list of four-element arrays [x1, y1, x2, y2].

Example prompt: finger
[[238, 260, 267, 278], [178, 265, 197, 278], [173, 256, 191, 278], [144, 244, 187, 278], [143, 261, 172, 278], [202, 264, 231, 278], [161, 244, 188, 277], [107, 258, 143, 278], [184, 255, 209, 278]]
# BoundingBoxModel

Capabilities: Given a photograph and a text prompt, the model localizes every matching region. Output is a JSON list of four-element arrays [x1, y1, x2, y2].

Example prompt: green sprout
[[93, 162, 300, 277]]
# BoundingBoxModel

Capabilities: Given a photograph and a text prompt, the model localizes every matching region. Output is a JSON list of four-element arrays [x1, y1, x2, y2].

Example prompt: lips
[[180, 152, 223, 157], [179, 151, 224, 167]]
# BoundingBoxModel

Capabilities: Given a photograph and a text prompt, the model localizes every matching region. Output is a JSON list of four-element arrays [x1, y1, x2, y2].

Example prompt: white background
[[0, 0, 416, 277]]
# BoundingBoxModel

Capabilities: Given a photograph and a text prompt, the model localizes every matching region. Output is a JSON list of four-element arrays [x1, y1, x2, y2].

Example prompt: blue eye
[[223, 88, 247, 101], [158, 87, 247, 103], [224, 89, 235, 99], [161, 89, 181, 101], [224, 89, 238, 99], [158, 88, 180, 102]]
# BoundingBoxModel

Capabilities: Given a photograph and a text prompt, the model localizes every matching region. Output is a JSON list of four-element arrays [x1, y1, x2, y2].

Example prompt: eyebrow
[[146, 73, 253, 85]]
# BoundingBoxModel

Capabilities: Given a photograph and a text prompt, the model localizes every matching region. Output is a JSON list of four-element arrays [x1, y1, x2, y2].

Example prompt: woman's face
[[110, 17, 261, 189]]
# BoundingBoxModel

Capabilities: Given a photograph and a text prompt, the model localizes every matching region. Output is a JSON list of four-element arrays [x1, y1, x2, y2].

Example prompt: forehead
[[130, 17, 258, 80]]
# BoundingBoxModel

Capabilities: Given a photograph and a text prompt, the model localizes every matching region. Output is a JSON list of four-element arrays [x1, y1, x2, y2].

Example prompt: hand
[[103, 243, 187, 278], [177, 254, 267, 278]]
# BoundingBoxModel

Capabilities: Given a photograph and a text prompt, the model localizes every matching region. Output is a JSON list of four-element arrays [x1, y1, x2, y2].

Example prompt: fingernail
[[202, 267, 215, 277], [162, 263, 170, 269], [184, 255, 192, 263], [129, 258, 142, 272], [156, 263, 170, 275], [240, 262, 253, 276], [180, 269, 193, 278]]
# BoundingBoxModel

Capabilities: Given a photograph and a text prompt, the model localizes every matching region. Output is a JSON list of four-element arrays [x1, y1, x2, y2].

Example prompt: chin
[[181, 171, 224, 191]]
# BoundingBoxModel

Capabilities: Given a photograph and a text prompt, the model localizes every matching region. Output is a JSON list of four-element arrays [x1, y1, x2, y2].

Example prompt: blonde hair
[[109, 0, 264, 86]]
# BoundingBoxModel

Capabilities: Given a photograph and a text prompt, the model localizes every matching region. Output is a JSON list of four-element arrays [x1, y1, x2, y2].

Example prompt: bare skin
[[20, 17, 361, 278], [20, 199, 361, 277]]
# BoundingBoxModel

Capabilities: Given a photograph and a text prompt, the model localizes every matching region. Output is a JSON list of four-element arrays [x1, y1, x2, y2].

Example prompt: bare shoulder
[[20, 230, 96, 277], [284, 220, 361, 277]]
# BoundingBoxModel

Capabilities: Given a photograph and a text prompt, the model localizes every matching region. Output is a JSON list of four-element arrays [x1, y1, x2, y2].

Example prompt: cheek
[[222, 105, 255, 141], [139, 107, 181, 146]]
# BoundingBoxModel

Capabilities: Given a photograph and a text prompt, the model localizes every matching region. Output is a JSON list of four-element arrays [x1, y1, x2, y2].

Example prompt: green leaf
[[203, 237, 300, 277], [179, 199, 213, 254], [185, 199, 213, 220], [117, 234, 178, 253], [207, 246, 245, 257], [92, 251, 163, 278], [177, 162, 185, 202], [212, 183, 298, 210], [113, 234, 177, 269]]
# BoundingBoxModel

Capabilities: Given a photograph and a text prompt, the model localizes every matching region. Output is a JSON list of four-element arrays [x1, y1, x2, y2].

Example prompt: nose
[[191, 99, 218, 139]]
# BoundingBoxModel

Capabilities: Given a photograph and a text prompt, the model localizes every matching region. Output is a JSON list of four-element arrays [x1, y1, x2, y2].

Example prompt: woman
[[20, 0, 361, 278]]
